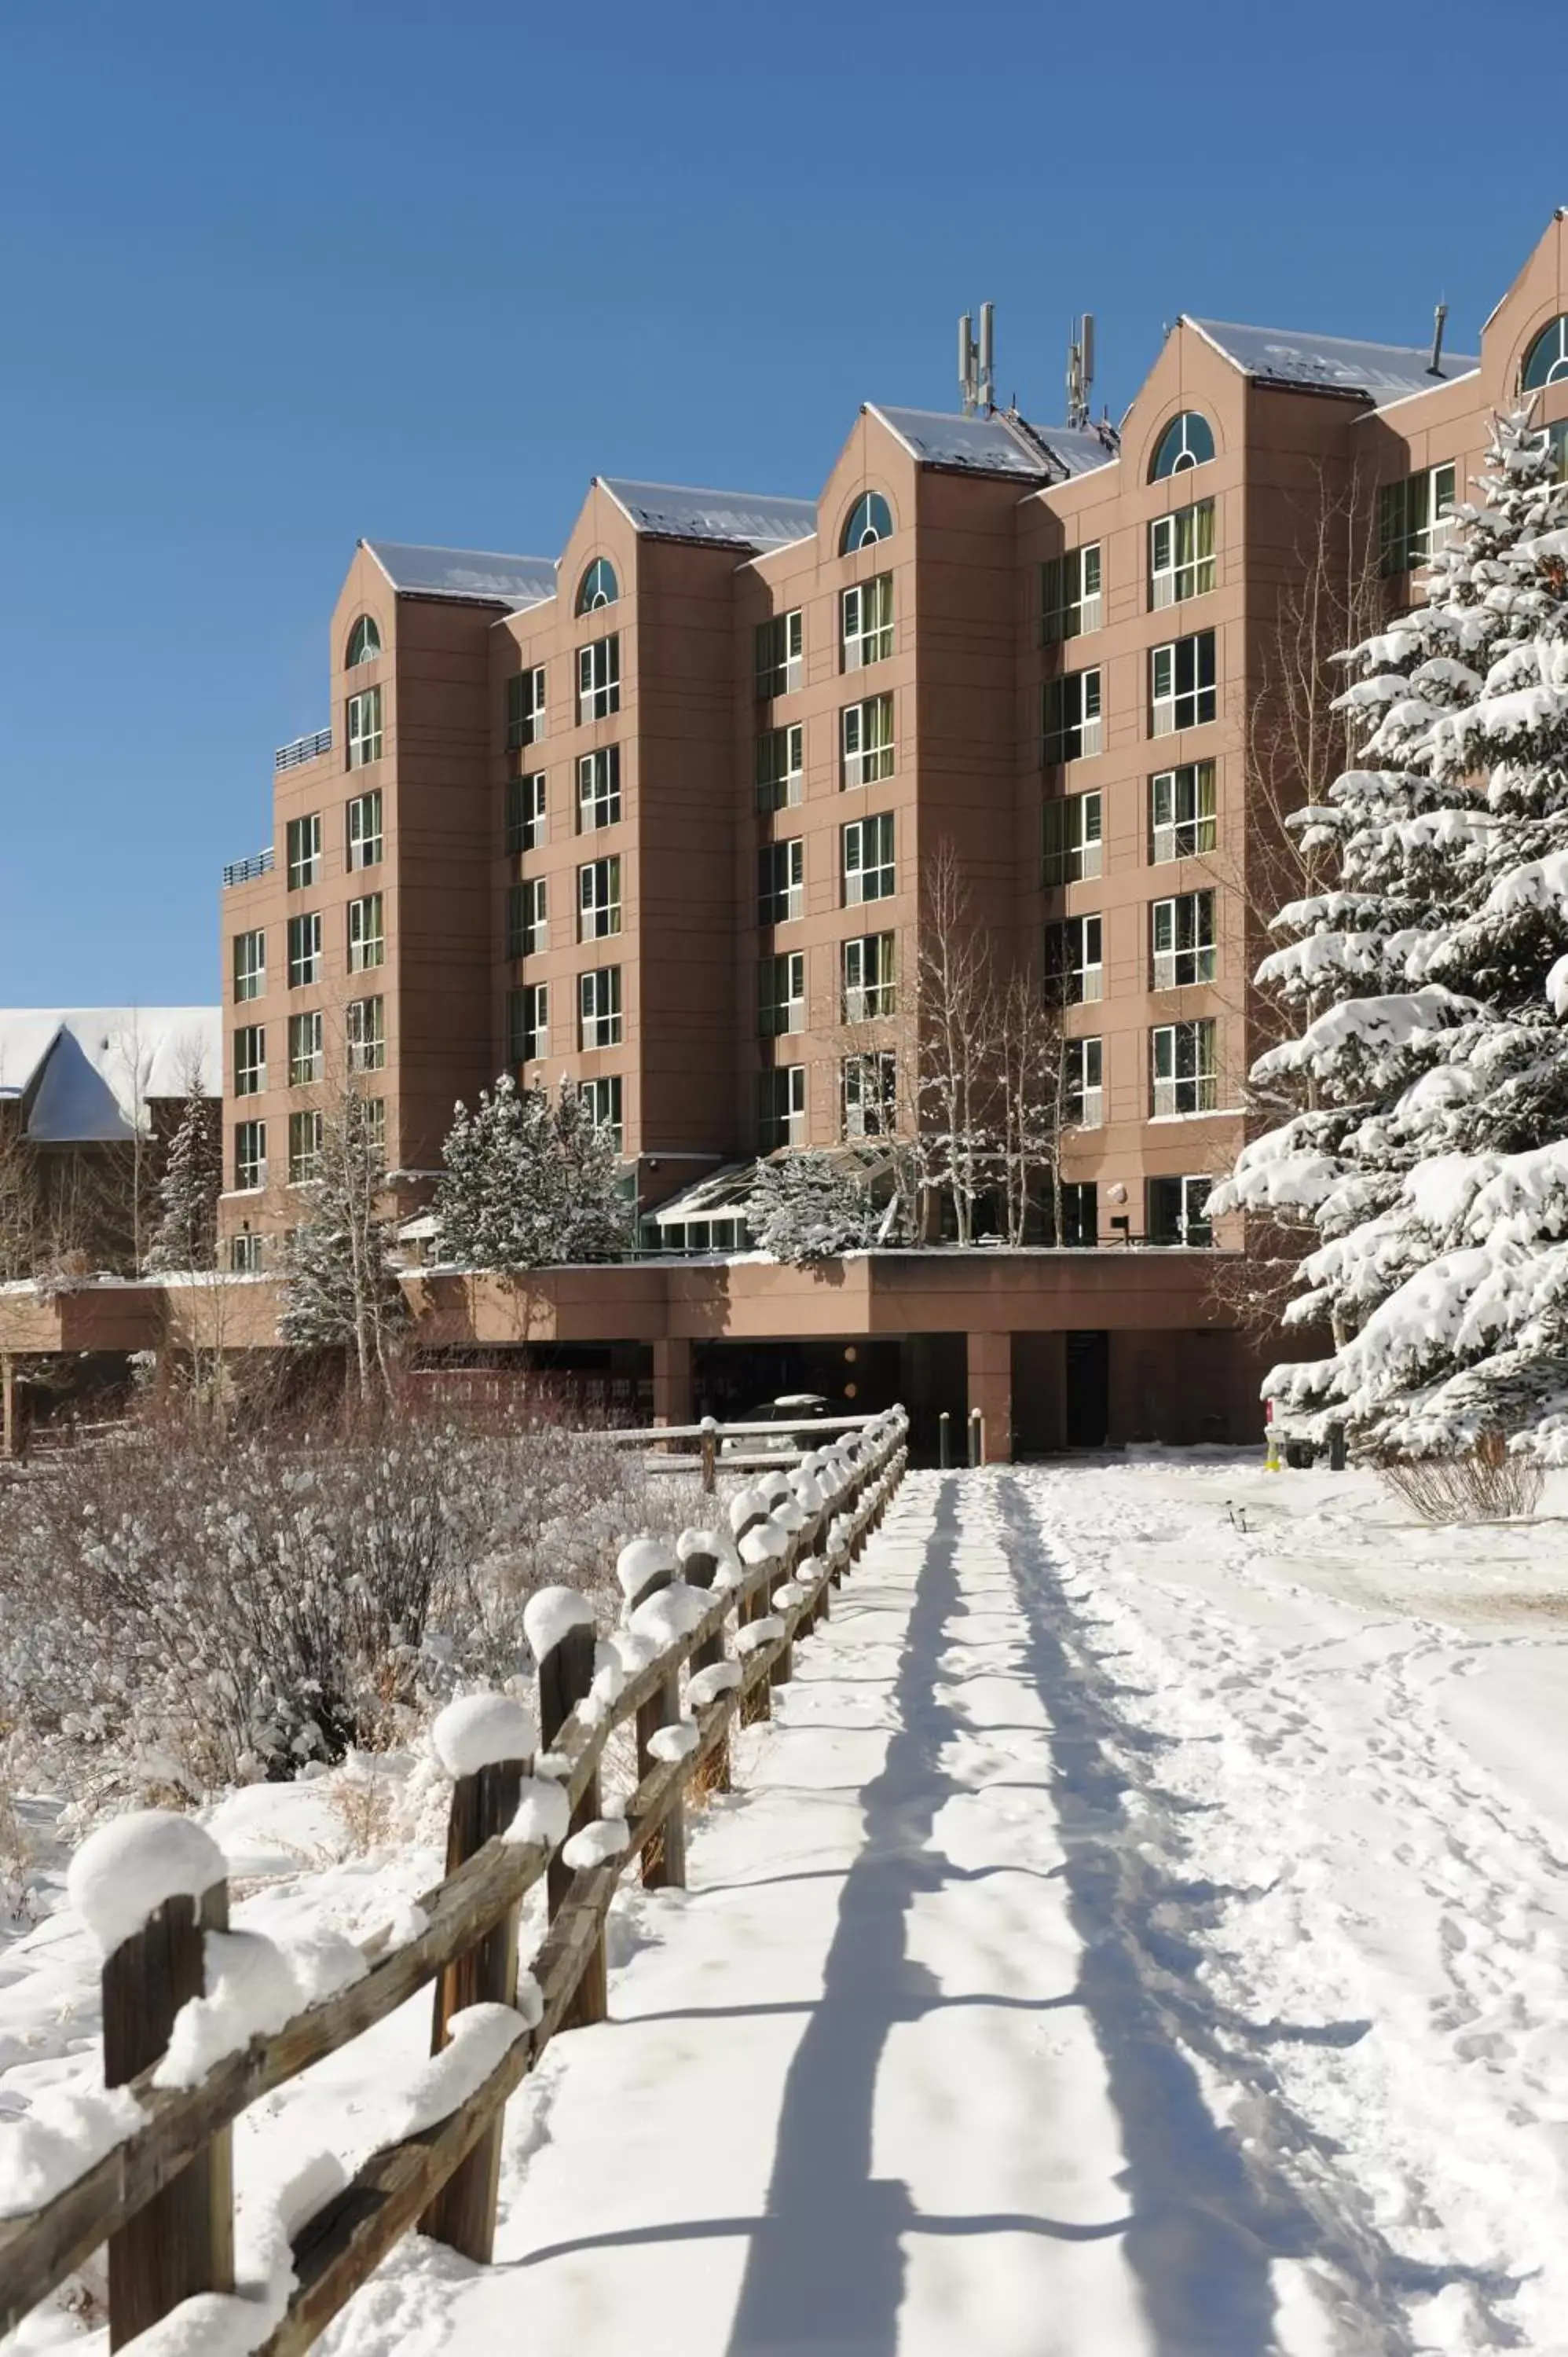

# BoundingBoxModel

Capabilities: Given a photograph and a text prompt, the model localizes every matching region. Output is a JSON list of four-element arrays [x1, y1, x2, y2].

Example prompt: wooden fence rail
[[0, 1407, 910, 2353]]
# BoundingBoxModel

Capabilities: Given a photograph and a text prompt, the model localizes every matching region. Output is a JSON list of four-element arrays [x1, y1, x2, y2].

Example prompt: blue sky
[[1, 0, 1559, 1006]]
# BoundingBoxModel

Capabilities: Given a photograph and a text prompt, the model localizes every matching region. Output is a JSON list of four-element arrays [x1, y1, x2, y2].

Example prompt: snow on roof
[[1031, 422, 1121, 479], [868, 405, 1053, 478], [1188, 320, 1479, 407], [363, 541, 559, 610], [597, 480, 818, 551], [0, 1009, 221, 1142]]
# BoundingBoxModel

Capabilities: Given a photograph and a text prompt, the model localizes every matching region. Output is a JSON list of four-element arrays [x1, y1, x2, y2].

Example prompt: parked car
[[720, 1393, 839, 1456]]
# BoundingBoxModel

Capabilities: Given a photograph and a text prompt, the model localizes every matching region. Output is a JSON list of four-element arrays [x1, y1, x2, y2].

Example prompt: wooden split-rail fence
[[0, 1407, 910, 2353]]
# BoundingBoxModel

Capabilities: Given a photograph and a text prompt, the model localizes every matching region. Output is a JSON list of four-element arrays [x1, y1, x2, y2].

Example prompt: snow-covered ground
[[4, 1458, 1566, 2355]]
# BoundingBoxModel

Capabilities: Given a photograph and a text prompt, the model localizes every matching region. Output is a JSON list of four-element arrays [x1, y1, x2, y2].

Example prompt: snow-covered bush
[[750, 1153, 884, 1264], [1380, 1434, 1544, 1525], [434, 1075, 627, 1271]]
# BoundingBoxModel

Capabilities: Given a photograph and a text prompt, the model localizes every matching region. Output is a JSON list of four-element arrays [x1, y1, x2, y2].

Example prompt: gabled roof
[[363, 541, 559, 610], [1029, 422, 1121, 479], [868, 404, 1053, 479], [0, 1010, 221, 1142], [596, 479, 818, 551], [1188, 319, 1479, 407]]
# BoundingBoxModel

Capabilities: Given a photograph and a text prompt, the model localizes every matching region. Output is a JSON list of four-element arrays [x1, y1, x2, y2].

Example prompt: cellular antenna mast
[[958, 302, 996, 416], [1428, 300, 1449, 377], [1066, 313, 1095, 430]]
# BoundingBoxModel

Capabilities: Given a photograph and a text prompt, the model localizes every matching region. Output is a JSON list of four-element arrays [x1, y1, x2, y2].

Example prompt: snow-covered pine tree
[[433, 1074, 625, 1272], [1214, 409, 1568, 1454], [145, 1093, 221, 1273], [750, 1152, 882, 1265], [277, 1084, 406, 1400]]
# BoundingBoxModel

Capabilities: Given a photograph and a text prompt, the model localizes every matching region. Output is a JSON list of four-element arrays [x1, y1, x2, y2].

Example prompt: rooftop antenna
[[958, 312, 977, 415], [978, 301, 995, 412], [1066, 313, 1095, 429], [1427, 299, 1449, 377]]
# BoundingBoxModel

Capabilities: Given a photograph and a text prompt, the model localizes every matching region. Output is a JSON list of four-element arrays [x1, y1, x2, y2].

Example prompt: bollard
[[968, 1407, 982, 1468], [699, 1416, 717, 1494], [938, 1409, 950, 1469], [1327, 1420, 1347, 1472]]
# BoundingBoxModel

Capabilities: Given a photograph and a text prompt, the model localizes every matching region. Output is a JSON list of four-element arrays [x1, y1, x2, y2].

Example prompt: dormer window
[[346, 615, 382, 666], [841, 492, 893, 552], [1149, 412, 1215, 481], [1522, 315, 1568, 390], [577, 557, 620, 613]]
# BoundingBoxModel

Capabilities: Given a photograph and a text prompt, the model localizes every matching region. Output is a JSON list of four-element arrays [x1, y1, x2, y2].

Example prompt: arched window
[[841, 491, 894, 553], [1522, 316, 1568, 391], [576, 557, 619, 613], [1149, 412, 1216, 481], [346, 614, 382, 666]]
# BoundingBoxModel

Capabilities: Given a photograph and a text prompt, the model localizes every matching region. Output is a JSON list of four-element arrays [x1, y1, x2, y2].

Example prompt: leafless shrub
[[326, 1757, 395, 1854], [1380, 1433, 1545, 1525]]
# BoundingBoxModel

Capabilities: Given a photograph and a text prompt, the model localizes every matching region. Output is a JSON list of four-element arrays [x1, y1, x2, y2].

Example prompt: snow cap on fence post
[[68, 1809, 227, 1960], [431, 1692, 537, 1780], [617, 1536, 679, 1604], [523, 1585, 596, 1667], [739, 1515, 791, 1565]]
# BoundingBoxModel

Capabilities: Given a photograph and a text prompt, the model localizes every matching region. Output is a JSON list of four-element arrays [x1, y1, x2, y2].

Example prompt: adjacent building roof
[[1188, 319, 1479, 407], [363, 541, 559, 610], [597, 479, 819, 551], [0, 1010, 222, 1143], [868, 405, 1053, 479]]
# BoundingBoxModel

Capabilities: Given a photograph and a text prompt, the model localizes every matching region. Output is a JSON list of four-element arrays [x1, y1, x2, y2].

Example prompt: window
[[1058, 1182, 1097, 1246], [507, 666, 547, 750], [288, 1010, 324, 1087], [759, 951, 805, 1037], [508, 877, 548, 959], [758, 1065, 806, 1151], [233, 1025, 266, 1096], [755, 609, 804, 699], [1151, 762, 1217, 862], [346, 790, 383, 870], [841, 491, 893, 552], [506, 772, 546, 854], [580, 1075, 623, 1149], [577, 746, 621, 830], [1065, 1037, 1103, 1128], [577, 632, 621, 723], [1041, 544, 1103, 643], [1152, 1019, 1218, 1116], [508, 983, 549, 1065], [841, 574, 894, 669], [578, 966, 622, 1050], [287, 912, 321, 988], [1150, 411, 1215, 480], [842, 812, 895, 904], [756, 723, 804, 812], [1522, 314, 1568, 390], [1552, 419, 1568, 485], [1148, 1173, 1213, 1246], [842, 933, 897, 1021], [1149, 500, 1215, 609], [841, 693, 894, 787], [841, 1050, 897, 1138], [758, 839, 804, 925], [1379, 464, 1457, 576], [346, 615, 382, 666], [287, 814, 321, 892], [288, 1109, 323, 1184], [347, 893, 385, 972], [576, 557, 619, 613], [1151, 631, 1217, 735], [1152, 890, 1217, 988], [578, 855, 622, 940], [1045, 914, 1102, 1005], [346, 685, 383, 768], [234, 1120, 266, 1191], [229, 1231, 264, 1274], [1042, 669, 1103, 764], [346, 995, 385, 1073], [361, 1097, 386, 1159], [233, 929, 265, 1003], [1042, 793, 1102, 885]]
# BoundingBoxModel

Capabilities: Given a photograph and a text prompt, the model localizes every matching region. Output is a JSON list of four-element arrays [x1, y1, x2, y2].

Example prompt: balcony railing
[[276, 728, 332, 771], [222, 848, 276, 889]]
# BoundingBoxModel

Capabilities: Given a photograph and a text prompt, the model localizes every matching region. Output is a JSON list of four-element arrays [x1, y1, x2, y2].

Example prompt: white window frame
[[346, 685, 383, 768], [288, 1108, 323, 1185], [577, 632, 621, 724], [759, 951, 806, 1038], [759, 1064, 806, 1151], [1066, 1036, 1104, 1128], [1150, 762, 1217, 863], [841, 574, 895, 671], [234, 1120, 266, 1192], [346, 995, 385, 1074], [1379, 463, 1457, 576], [1152, 891, 1217, 989], [1050, 913, 1102, 1005], [347, 892, 385, 973], [577, 854, 622, 941], [1042, 668, 1103, 763], [346, 789, 383, 870], [511, 982, 549, 1064], [1148, 1172, 1213, 1246], [287, 911, 321, 989], [1041, 544, 1103, 643], [577, 746, 621, 830], [1149, 500, 1216, 610], [288, 1008, 324, 1087], [758, 838, 804, 925], [1152, 1019, 1218, 1116], [1150, 630, 1217, 736], [842, 932, 897, 1023], [507, 665, 547, 749], [287, 812, 321, 892], [841, 1050, 897, 1139], [234, 930, 266, 1003], [756, 608, 804, 698], [229, 1231, 264, 1273], [233, 1024, 266, 1097], [841, 693, 895, 787], [1042, 792, 1103, 885], [511, 876, 548, 959], [580, 1074, 623, 1149], [578, 966, 623, 1050], [756, 722, 804, 812], [506, 772, 546, 855], [843, 812, 895, 904]]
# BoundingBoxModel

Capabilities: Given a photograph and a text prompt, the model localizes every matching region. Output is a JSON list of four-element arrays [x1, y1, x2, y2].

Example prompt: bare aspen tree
[[914, 843, 1001, 1246]]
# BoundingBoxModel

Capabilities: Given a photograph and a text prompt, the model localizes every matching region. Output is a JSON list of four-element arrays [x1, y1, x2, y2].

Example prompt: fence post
[[680, 1536, 731, 1793], [420, 1715, 529, 2263], [623, 1545, 687, 1892], [97, 1840, 233, 2347], [537, 1618, 608, 2030], [699, 1416, 717, 1494], [769, 1527, 802, 1688], [731, 1488, 774, 1727]]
